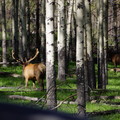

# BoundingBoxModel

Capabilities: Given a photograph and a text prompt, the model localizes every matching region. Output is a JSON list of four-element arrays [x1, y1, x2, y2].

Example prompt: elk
[[112, 54, 120, 68], [12, 49, 46, 91]]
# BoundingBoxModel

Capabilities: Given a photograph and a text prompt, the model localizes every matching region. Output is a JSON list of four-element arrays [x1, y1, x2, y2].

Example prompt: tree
[[76, 0, 86, 116], [66, 0, 74, 63], [26, 0, 30, 58], [113, 0, 118, 51], [103, 0, 108, 84], [46, 0, 57, 109], [41, 0, 46, 63], [1, 0, 7, 67], [19, 0, 27, 60], [12, 0, 19, 59], [36, 0, 41, 61], [97, 0, 106, 89], [57, 0, 66, 81], [85, 0, 96, 90]]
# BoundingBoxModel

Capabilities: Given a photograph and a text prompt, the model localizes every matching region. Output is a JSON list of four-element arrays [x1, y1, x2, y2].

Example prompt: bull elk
[[12, 49, 46, 91], [112, 54, 120, 68]]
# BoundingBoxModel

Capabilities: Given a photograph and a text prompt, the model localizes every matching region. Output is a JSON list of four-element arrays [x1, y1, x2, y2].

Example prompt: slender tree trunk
[[98, 0, 106, 89], [19, 0, 27, 60], [113, 0, 118, 51], [41, 0, 46, 63], [1, 0, 7, 67], [76, 0, 86, 116], [85, 0, 96, 90], [26, 0, 30, 58], [57, 0, 66, 81], [36, 0, 41, 61], [46, 0, 56, 110], [66, 0, 73, 63], [103, 0, 108, 85], [12, 0, 19, 58]]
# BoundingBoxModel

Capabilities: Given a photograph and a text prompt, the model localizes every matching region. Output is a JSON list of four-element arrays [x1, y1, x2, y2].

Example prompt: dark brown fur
[[112, 54, 120, 67]]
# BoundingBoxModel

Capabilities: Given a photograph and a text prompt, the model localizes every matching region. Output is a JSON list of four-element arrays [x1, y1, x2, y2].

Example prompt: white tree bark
[[66, 0, 73, 62], [46, 0, 56, 110], [85, 0, 96, 90], [57, 0, 66, 81], [76, 0, 86, 117]]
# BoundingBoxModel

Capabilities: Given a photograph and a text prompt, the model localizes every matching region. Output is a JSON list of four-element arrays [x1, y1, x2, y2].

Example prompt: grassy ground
[[0, 63, 120, 119]]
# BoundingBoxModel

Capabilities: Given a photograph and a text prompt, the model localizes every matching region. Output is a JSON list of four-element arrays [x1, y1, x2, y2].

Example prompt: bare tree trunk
[[19, 0, 27, 60], [113, 0, 118, 52], [36, 0, 41, 61], [103, 0, 108, 85], [46, 0, 57, 110], [41, 0, 46, 63], [1, 0, 7, 67], [12, 0, 19, 58], [85, 0, 96, 90], [76, 0, 86, 116], [98, 0, 106, 89], [66, 0, 73, 63], [26, 0, 30, 58], [57, 0, 66, 81]]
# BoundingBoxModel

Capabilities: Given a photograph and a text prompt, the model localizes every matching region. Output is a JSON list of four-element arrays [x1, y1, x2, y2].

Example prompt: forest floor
[[0, 63, 120, 119]]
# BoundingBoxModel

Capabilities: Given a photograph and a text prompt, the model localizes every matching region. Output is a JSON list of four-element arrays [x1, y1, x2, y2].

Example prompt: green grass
[[0, 63, 120, 119]]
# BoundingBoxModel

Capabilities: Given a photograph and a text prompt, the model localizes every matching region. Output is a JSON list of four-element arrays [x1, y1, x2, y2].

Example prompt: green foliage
[[0, 63, 120, 120]]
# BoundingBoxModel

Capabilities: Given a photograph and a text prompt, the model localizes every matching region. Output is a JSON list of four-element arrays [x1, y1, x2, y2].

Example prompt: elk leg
[[37, 78, 44, 91], [25, 78, 28, 88], [32, 80, 36, 89]]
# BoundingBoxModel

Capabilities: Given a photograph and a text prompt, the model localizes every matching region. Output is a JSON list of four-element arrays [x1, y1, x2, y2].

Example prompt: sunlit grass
[[0, 63, 120, 119]]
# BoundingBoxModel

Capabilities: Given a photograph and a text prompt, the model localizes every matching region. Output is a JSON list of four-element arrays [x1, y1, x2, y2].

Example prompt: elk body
[[112, 54, 120, 68], [12, 49, 46, 91]]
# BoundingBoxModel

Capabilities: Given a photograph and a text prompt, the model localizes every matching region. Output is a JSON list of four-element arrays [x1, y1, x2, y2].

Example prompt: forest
[[0, 0, 120, 119]]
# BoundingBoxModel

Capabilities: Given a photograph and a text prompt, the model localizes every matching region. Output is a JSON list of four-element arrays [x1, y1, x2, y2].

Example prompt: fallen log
[[0, 72, 21, 77]]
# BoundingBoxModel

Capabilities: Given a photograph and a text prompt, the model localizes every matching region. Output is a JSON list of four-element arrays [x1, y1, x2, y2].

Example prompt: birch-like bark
[[57, 0, 66, 81], [66, 0, 73, 62], [46, 0, 56, 110], [85, 0, 96, 91], [76, 0, 86, 116], [98, 0, 106, 89]]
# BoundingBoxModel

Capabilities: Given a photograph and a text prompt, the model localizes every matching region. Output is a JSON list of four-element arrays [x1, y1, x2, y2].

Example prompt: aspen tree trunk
[[76, 0, 86, 116], [12, 0, 19, 58], [103, 0, 108, 85], [19, 0, 27, 60], [36, 0, 41, 61], [1, 0, 7, 67], [57, 0, 66, 81], [41, 0, 46, 63], [85, 0, 96, 90], [113, 0, 118, 51], [98, 0, 106, 89], [26, 0, 30, 58], [46, 0, 56, 110], [66, 0, 73, 63]]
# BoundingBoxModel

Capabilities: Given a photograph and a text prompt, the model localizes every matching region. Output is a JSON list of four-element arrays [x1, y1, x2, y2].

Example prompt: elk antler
[[12, 50, 23, 63], [26, 48, 39, 63]]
